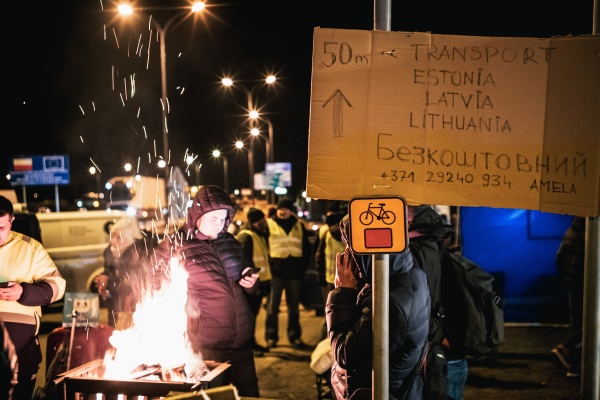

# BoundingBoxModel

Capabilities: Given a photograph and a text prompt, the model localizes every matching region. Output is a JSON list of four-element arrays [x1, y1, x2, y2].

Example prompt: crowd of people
[[2, 188, 586, 400]]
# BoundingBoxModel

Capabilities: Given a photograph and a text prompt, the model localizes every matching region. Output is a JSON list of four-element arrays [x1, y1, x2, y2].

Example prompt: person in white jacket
[[0, 195, 66, 399]]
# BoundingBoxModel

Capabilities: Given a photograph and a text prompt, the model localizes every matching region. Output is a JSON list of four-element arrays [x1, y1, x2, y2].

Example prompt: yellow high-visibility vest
[[267, 219, 303, 258]]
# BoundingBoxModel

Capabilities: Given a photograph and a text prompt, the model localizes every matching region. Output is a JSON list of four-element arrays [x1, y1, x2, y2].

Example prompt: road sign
[[348, 196, 407, 254], [9, 155, 70, 186]]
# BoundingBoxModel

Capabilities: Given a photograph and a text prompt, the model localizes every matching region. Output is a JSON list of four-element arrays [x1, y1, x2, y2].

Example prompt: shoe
[[253, 343, 269, 357], [291, 338, 306, 349], [552, 344, 574, 370], [254, 343, 269, 353], [266, 340, 277, 349], [566, 370, 580, 378]]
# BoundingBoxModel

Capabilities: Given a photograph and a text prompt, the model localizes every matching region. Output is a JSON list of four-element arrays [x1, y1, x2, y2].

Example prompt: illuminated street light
[[185, 154, 202, 186], [212, 149, 229, 193], [220, 75, 276, 164], [117, 2, 206, 182], [235, 140, 254, 191], [248, 110, 274, 165], [89, 167, 101, 193], [220, 75, 277, 202]]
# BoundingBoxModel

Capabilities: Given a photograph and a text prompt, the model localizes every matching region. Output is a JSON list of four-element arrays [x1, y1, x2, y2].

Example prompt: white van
[[35, 210, 130, 294]]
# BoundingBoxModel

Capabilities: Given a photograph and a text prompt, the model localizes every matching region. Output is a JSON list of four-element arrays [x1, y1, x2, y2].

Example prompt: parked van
[[35, 210, 130, 294]]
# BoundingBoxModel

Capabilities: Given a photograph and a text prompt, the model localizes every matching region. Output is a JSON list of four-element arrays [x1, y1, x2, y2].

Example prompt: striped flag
[[13, 158, 33, 171]]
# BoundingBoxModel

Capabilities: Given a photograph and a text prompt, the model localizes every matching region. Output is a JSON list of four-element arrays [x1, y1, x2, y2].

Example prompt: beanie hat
[[277, 198, 296, 212], [247, 208, 265, 224], [326, 212, 344, 227]]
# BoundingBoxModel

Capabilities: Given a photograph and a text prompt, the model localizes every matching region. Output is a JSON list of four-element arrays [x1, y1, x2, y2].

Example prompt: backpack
[[440, 246, 505, 358]]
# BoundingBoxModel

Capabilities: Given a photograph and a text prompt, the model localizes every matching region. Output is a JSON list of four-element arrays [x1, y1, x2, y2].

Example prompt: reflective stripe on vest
[[324, 230, 345, 284]]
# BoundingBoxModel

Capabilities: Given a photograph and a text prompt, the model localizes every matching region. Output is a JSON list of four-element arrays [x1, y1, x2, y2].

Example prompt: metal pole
[[582, 217, 600, 400], [373, 2, 391, 400], [581, 4, 599, 399], [373, 253, 389, 400], [158, 27, 169, 183], [249, 140, 255, 195], [222, 157, 229, 194]]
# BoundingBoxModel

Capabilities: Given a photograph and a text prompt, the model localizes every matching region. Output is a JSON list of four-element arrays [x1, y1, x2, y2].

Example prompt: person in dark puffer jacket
[[152, 185, 260, 397], [326, 214, 430, 400]]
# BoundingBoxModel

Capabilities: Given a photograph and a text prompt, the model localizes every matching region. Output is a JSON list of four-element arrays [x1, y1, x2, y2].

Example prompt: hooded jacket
[[153, 185, 256, 353], [327, 215, 430, 400]]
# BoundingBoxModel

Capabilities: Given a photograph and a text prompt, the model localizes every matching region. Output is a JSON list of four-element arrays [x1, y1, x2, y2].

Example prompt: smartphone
[[0, 282, 10, 288], [241, 267, 261, 278]]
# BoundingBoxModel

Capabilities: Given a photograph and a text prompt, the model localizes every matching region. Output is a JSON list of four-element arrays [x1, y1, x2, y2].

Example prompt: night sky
[[3, 0, 595, 205]]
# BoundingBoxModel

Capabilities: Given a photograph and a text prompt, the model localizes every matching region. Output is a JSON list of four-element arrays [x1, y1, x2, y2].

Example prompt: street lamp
[[220, 75, 276, 164], [117, 2, 206, 182], [212, 149, 229, 193], [221, 75, 276, 202], [235, 139, 254, 191], [89, 167, 101, 193], [185, 154, 202, 186], [248, 110, 274, 164]]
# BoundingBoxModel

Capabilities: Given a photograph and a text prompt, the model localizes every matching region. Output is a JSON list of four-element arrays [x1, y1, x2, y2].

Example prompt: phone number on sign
[[382, 170, 512, 188]]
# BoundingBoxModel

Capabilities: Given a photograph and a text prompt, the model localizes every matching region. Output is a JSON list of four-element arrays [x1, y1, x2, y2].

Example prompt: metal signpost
[[348, 195, 407, 400]]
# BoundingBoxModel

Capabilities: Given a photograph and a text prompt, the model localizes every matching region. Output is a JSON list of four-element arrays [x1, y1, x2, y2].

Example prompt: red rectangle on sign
[[364, 228, 392, 248]]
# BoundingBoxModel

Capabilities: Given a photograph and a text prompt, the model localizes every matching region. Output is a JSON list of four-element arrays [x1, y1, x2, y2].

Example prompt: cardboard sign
[[307, 29, 600, 217]]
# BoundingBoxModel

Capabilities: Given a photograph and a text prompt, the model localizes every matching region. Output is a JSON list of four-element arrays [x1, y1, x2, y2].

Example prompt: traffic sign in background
[[9, 155, 70, 186], [348, 196, 407, 254]]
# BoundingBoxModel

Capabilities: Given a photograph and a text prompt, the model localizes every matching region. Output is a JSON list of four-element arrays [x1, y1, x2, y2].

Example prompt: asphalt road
[[38, 302, 583, 399]]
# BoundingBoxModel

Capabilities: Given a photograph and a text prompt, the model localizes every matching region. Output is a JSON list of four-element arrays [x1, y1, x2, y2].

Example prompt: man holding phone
[[0, 195, 66, 399]]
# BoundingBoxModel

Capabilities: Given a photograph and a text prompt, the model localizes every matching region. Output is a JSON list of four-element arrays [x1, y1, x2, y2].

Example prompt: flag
[[13, 158, 33, 171]]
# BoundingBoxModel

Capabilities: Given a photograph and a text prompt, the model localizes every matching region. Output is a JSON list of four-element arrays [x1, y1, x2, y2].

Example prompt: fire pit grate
[[55, 359, 231, 400]]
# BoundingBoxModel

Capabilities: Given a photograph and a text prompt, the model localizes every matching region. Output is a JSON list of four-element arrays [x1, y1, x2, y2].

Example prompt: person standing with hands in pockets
[[265, 198, 312, 349], [0, 195, 66, 400]]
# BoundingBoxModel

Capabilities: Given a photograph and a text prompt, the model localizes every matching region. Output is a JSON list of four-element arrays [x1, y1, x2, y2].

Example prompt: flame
[[102, 257, 204, 381]]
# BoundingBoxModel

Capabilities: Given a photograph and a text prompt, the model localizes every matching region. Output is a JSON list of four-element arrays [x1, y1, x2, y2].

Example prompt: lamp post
[[221, 76, 276, 202], [89, 167, 101, 194], [212, 150, 229, 193], [249, 111, 274, 164], [185, 154, 202, 186], [235, 140, 254, 191], [117, 2, 206, 183]]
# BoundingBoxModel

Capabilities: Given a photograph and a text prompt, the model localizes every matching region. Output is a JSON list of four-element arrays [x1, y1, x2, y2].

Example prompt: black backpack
[[440, 246, 505, 358]]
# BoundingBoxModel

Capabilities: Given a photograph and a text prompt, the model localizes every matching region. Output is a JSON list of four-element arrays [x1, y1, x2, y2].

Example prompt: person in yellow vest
[[265, 198, 312, 349], [236, 208, 272, 357], [315, 210, 345, 339]]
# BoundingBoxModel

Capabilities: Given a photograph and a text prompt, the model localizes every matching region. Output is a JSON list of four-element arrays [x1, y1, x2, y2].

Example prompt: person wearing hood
[[326, 214, 430, 400], [408, 205, 467, 400], [152, 185, 260, 397]]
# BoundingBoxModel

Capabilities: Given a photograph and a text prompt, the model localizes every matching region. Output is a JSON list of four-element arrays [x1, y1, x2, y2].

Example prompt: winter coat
[[327, 216, 431, 400], [153, 185, 256, 354], [407, 205, 455, 346], [102, 238, 152, 315]]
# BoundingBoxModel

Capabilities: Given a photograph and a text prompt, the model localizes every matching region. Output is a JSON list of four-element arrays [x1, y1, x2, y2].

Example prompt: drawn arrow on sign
[[323, 89, 353, 138]]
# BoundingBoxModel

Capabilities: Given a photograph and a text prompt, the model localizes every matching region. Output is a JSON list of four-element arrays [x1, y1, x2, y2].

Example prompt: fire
[[102, 258, 207, 381]]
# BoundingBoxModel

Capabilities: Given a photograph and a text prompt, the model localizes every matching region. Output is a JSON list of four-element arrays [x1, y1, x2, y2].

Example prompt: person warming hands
[[152, 185, 260, 397]]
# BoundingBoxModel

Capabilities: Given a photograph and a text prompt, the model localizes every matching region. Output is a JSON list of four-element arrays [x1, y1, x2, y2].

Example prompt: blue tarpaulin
[[460, 207, 574, 323]]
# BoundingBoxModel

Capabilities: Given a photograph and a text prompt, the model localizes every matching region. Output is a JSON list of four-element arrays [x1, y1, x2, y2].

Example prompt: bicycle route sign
[[348, 196, 407, 254]]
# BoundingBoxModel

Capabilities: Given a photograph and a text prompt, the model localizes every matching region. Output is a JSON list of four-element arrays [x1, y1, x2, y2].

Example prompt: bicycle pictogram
[[359, 202, 396, 225]]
